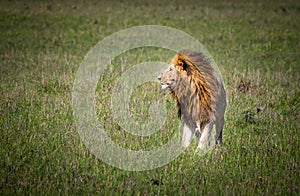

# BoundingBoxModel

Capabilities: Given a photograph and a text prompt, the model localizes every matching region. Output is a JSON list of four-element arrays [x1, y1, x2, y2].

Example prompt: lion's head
[[157, 64, 181, 90]]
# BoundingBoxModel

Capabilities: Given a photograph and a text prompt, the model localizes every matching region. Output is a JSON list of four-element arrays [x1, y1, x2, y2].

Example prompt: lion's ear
[[182, 61, 188, 71], [182, 58, 196, 75], [172, 54, 190, 73]]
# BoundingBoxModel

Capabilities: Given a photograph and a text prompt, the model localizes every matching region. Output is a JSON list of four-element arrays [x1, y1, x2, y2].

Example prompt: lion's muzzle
[[157, 76, 169, 90]]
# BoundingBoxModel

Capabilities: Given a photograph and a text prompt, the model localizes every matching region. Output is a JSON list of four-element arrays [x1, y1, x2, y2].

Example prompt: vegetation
[[0, 0, 299, 194]]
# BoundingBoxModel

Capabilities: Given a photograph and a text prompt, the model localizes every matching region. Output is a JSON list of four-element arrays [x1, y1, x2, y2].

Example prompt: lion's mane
[[170, 50, 219, 129]]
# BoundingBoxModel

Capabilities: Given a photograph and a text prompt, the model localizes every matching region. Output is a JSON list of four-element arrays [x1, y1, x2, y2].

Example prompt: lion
[[158, 50, 226, 150]]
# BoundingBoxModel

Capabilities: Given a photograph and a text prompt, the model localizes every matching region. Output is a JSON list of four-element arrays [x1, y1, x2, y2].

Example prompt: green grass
[[0, 0, 299, 194]]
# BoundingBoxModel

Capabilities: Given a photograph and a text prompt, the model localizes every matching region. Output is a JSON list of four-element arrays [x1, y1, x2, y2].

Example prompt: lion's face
[[158, 64, 180, 90]]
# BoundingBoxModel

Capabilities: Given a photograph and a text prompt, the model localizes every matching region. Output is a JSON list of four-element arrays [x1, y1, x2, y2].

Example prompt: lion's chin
[[161, 84, 169, 90]]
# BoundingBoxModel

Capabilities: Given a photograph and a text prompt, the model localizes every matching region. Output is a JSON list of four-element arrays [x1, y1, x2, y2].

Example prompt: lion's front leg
[[195, 122, 201, 147], [197, 121, 214, 150], [182, 123, 193, 149]]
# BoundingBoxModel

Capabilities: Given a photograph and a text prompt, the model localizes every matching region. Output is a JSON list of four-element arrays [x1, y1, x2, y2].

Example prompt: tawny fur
[[158, 50, 226, 150]]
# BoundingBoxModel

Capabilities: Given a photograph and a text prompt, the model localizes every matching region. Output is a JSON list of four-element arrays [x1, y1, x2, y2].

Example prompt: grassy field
[[0, 0, 299, 194]]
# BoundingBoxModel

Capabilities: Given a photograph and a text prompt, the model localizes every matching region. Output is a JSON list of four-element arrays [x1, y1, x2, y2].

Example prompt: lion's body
[[158, 50, 226, 150]]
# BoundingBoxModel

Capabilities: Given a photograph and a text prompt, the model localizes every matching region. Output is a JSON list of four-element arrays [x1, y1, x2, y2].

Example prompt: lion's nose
[[157, 76, 161, 81]]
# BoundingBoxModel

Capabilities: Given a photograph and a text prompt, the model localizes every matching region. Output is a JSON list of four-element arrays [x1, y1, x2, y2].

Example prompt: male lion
[[158, 50, 226, 150]]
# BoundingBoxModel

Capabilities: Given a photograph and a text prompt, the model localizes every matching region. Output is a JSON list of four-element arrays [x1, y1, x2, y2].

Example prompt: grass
[[0, 0, 299, 194]]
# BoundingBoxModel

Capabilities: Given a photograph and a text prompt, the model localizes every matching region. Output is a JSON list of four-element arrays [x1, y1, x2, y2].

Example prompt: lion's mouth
[[161, 83, 169, 90], [159, 80, 169, 90], [158, 77, 169, 90]]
